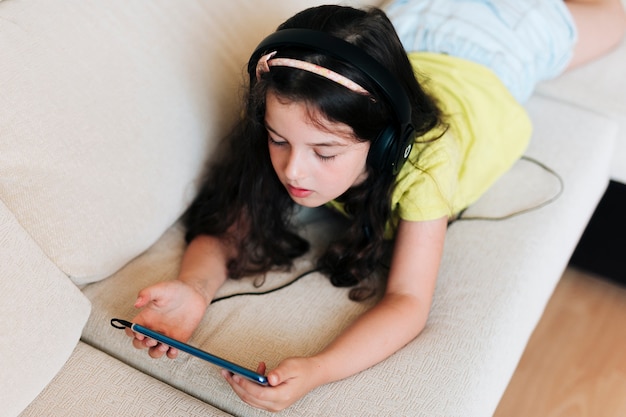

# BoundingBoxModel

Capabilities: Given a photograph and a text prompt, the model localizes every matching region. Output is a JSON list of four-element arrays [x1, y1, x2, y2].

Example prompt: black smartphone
[[111, 318, 268, 385]]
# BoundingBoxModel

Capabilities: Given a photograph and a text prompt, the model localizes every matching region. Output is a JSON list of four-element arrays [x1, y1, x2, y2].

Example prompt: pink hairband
[[255, 51, 372, 96]]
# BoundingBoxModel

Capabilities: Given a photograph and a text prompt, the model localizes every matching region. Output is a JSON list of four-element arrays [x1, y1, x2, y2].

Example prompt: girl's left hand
[[222, 357, 323, 412]]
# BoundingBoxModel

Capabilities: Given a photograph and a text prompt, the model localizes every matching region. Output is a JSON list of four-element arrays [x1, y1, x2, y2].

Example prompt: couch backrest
[[0, 0, 378, 285]]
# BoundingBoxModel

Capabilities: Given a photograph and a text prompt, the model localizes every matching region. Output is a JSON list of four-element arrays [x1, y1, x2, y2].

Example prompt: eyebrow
[[264, 122, 350, 147]]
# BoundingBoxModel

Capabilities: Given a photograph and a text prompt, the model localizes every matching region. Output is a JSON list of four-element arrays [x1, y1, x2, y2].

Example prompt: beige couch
[[2, 0, 624, 416]]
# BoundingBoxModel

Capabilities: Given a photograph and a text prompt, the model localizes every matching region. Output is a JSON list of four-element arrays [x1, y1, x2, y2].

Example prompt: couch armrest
[[0, 200, 91, 417]]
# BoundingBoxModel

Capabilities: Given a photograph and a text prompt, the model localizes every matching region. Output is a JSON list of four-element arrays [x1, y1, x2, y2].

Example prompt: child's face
[[265, 92, 370, 207]]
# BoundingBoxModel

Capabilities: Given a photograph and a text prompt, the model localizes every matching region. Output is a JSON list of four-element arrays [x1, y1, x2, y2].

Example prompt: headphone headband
[[248, 28, 411, 128]]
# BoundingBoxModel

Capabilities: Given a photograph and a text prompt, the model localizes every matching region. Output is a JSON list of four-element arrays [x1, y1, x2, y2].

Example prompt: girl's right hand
[[125, 279, 208, 359]]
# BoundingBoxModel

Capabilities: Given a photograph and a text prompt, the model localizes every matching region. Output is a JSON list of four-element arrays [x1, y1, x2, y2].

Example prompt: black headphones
[[248, 28, 415, 175]]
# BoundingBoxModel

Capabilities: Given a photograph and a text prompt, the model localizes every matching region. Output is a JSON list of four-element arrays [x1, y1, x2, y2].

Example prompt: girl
[[127, 1, 625, 412]]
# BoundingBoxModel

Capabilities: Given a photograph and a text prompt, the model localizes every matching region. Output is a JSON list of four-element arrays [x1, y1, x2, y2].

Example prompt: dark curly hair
[[184, 5, 445, 300]]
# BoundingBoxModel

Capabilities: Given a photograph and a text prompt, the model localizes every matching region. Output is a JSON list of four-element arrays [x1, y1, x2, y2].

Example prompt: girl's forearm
[[177, 234, 232, 304], [310, 292, 429, 386]]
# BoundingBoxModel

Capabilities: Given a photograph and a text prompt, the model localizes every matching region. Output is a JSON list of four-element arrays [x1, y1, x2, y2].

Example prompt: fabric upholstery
[[0, 200, 91, 417], [0, 0, 215, 284], [20, 342, 233, 417]]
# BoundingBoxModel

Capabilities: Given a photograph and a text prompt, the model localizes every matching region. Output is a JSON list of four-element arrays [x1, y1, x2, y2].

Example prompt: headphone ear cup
[[393, 126, 415, 175], [367, 125, 396, 174], [368, 125, 414, 175]]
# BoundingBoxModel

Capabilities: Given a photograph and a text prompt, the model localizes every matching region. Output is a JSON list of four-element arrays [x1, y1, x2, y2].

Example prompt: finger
[[256, 361, 267, 375], [267, 367, 289, 387], [132, 337, 148, 350], [124, 327, 142, 340], [131, 336, 159, 351], [135, 284, 169, 308], [223, 373, 269, 410], [142, 337, 158, 348], [266, 360, 301, 387], [134, 289, 153, 308], [148, 343, 169, 359], [166, 347, 179, 359]]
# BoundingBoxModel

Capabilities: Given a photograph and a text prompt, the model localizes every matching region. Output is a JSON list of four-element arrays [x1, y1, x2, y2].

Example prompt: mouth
[[286, 184, 313, 198]]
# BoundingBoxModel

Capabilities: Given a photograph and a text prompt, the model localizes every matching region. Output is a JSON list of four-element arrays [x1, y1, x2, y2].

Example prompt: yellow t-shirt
[[394, 52, 532, 224], [328, 52, 532, 235]]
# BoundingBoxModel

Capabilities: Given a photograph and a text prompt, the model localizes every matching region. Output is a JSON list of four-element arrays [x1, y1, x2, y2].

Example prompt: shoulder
[[391, 127, 461, 222]]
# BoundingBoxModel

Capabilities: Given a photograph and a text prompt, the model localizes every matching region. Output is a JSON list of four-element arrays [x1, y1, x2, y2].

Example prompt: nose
[[284, 149, 306, 181]]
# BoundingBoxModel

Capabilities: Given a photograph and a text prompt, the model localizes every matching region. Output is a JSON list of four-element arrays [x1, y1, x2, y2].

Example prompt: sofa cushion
[[0, 0, 351, 286], [20, 342, 233, 417], [0, 200, 91, 417], [81, 96, 616, 416], [0, 0, 213, 285]]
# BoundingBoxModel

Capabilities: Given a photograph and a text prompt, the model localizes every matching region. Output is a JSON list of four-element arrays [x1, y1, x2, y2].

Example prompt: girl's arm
[[126, 234, 232, 358], [224, 216, 448, 412]]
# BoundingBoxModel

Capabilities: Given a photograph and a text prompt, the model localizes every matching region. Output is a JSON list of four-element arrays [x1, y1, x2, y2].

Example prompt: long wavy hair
[[184, 5, 445, 300]]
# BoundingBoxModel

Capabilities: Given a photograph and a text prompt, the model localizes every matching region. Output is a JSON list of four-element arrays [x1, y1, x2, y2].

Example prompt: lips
[[286, 184, 313, 198]]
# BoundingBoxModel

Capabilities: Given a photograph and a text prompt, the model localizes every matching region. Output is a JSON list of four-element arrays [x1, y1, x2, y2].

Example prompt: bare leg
[[565, 0, 626, 68]]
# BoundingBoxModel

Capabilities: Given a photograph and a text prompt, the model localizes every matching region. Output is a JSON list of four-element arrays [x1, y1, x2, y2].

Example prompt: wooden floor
[[494, 267, 626, 417]]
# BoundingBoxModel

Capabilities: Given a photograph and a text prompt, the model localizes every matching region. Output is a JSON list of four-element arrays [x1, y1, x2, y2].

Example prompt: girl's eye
[[268, 136, 287, 146], [316, 153, 336, 161], [268, 134, 336, 161]]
